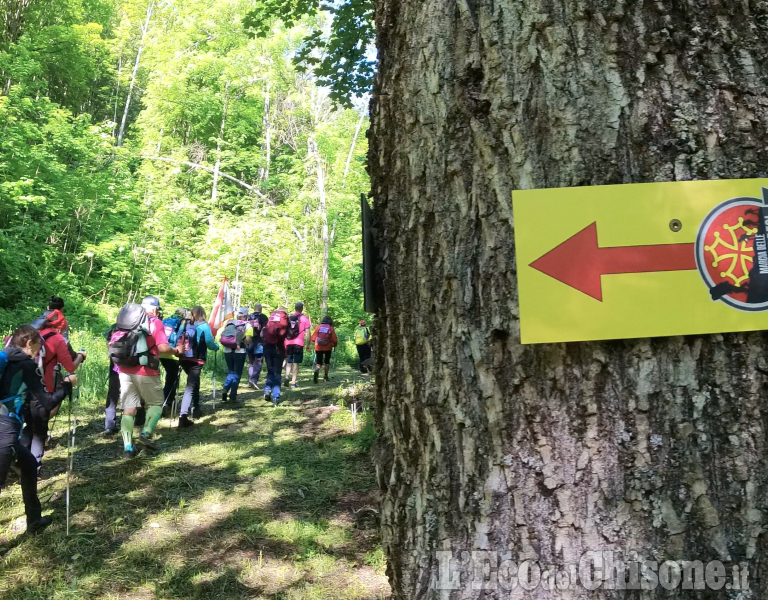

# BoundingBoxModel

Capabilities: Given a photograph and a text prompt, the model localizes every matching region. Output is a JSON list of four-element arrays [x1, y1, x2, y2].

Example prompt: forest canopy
[[0, 0, 371, 332]]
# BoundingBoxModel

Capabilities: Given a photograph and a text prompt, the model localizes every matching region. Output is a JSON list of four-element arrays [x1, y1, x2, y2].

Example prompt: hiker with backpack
[[262, 306, 290, 404], [103, 323, 122, 434], [217, 307, 253, 405], [283, 302, 312, 390], [178, 306, 219, 428], [32, 296, 72, 345], [311, 316, 338, 383], [354, 319, 373, 376], [20, 315, 87, 472], [109, 296, 178, 457], [103, 322, 146, 434], [160, 308, 189, 413], [0, 325, 75, 534], [246, 304, 268, 389]]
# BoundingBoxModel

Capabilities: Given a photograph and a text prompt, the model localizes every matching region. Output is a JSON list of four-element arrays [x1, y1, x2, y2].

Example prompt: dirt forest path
[[0, 365, 388, 600]]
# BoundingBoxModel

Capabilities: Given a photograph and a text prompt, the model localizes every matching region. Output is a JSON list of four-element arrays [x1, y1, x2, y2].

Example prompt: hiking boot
[[290, 383, 297, 390], [283, 378, 290, 387], [137, 433, 157, 451], [101, 428, 119, 437], [123, 447, 135, 460], [26, 515, 52, 535], [222, 392, 229, 403], [178, 415, 194, 428], [264, 392, 272, 402], [192, 406, 203, 419], [272, 396, 282, 407], [313, 370, 319, 384], [324, 374, 330, 382]]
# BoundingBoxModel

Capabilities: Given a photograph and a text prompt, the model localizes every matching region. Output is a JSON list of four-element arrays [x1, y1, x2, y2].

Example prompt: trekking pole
[[47, 366, 63, 443], [163, 368, 181, 426], [171, 372, 181, 422], [212, 351, 217, 412], [66, 354, 81, 537]]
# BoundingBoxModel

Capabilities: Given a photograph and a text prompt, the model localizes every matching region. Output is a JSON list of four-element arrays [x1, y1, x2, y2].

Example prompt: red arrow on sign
[[529, 222, 696, 301]]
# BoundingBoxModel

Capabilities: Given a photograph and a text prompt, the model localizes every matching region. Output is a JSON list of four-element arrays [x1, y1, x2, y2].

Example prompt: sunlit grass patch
[[0, 365, 386, 599]]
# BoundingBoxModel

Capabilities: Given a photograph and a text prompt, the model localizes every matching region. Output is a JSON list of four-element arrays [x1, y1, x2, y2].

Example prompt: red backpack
[[262, 311, 289, 344], [316, 324, 334, 347]]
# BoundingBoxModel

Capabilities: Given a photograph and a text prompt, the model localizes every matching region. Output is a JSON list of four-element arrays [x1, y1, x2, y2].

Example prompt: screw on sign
[[695, 193, 768, 312], [514, 180, 768, 344]]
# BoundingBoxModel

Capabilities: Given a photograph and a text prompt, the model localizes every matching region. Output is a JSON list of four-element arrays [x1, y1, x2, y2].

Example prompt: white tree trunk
[[309, 137, 331, 315], [209, 81, 230, 233], [343, 111, 365, 188], [261, 81, 271, 191], [370, 1, 768, 599], [117, 0, 154, 147]]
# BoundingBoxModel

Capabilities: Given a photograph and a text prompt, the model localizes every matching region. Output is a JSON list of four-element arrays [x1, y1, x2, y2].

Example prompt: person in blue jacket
[[178, 306, 219, 428]]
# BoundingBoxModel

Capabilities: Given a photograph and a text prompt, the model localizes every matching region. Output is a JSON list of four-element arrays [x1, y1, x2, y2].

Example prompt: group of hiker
[[0, 294, 374, 535]]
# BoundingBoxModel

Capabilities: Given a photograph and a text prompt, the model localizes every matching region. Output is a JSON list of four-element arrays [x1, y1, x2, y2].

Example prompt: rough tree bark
[[370, 1, 768, 599]]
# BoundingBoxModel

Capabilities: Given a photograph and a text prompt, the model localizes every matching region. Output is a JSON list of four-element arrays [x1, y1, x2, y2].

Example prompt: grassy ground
[[0, 361, 387, 600]]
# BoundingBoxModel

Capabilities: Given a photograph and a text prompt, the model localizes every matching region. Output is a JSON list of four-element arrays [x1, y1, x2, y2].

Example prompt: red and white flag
[[209, 278, 234, 336]]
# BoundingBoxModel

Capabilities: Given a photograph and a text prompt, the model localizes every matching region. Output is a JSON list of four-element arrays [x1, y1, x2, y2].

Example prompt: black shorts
[[285, 345, 304, 364], [315, 350, 332, 365]]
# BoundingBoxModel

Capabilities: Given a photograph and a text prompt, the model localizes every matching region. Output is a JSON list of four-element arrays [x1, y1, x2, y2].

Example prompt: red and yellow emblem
[[695, 198, 768, 311]]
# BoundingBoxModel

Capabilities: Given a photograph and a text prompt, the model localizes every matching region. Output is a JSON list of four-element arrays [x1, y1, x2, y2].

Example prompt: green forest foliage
[[0, 0, 370, 338], [243, 0, 374, 106]]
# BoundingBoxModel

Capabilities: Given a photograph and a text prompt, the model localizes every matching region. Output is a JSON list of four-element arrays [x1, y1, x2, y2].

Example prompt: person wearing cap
[[117, 296, 178, 457], [354, 319, 373, 376], [283, 302, 312, 390], [215, 307, 253, 405]]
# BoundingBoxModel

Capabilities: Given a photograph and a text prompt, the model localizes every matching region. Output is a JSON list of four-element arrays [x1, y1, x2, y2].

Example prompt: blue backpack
[[181, 322, 201, 359], [0, 351, 25, 425], [163, 316, 183, 347]]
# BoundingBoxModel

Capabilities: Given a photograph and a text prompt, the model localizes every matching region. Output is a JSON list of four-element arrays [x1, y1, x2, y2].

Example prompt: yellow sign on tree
[[514, 179, 768, 344]]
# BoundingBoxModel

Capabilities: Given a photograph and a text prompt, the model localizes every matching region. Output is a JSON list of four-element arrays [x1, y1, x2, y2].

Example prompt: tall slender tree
[[117, 0, 154, 146]]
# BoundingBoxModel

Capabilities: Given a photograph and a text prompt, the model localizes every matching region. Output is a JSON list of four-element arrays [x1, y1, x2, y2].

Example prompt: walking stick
[[212, 351, 217, 412], [171, 372, 181, 422], [163, 367, 181, 425], [66, 358, 81, 537], [47, 366, 63, 443]]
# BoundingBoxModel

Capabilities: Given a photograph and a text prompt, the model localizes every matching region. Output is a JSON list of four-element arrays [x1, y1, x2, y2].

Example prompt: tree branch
[[143, 155, 271, 202], [143, 154, 304, 241]]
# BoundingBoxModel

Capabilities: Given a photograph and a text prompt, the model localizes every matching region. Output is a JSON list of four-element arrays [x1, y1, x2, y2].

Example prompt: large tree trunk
[[370, 1, 768, 599]]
